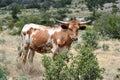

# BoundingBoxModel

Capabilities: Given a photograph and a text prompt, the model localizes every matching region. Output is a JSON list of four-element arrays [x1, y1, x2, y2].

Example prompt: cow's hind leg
[[28, 49, 35, 63], [18, 49, 23, 57], [22, 44, 29, 64], [16, 49, 23, 62]]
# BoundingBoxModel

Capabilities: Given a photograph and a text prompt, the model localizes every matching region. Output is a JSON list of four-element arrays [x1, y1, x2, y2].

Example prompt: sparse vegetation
[[10, 3, 21, 21], [117, 68, 120, 72], [94, 14, 120, 39], [0, 39, 6, 44], [0, 68, 7, 80], [82, 29, 99, 49], [0, 20, 3, 32], [18, 76, 27, 80], [0, 0, 120, 80], [112, 4, 119, 14], [115, 74, 120, 79], [85, 0, 117, 19], [102, 44, 109, 51]]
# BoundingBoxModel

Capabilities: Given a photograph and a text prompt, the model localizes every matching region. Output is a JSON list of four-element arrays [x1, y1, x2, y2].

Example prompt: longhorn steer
[[18, 20, 90, 64]]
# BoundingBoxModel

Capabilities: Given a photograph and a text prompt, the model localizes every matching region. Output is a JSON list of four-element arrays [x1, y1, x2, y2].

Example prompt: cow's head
[[56, 20, 90, 41]]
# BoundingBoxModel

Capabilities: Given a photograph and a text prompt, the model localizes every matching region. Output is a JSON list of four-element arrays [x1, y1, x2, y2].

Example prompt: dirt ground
[[0, 30, 120, 80]]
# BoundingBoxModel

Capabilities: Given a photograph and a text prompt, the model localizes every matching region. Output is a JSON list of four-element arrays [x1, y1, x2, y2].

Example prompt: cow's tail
[[16, 33, 23, 63], [18, 33, 23, 57], [18, 48, 23, 57]]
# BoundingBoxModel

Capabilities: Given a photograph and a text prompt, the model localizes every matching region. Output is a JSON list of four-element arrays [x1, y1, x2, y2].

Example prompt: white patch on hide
[[57, 39, 61, 44], [46, 37, 52, 44], [51, 42, 58, 54], [48, 27, 62, 36], [22, 23, 45, 32]]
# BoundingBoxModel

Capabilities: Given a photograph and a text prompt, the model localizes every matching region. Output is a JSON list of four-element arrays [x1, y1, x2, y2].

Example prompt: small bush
[[88, 12, 102, 21], [18, 76, 27, 80], [42, 52, 70, 80], [7, 19, 14, 29], [102, 44, 109, 51], [9, 29, 20, 35], [50, 8, 70, 21], [20, 13, 54, 26], [0, 20, 3, 31], [81, 29, 99, 49], [94, 14, 120, 39], [14, 20, 24, 28], [112, 4, 119, 14], [0, 68, 7, 80], [0, 39, 6, 44], [10, 3, 21, 21], [77, 44, 104, 80], [42, 44, 103, 80]]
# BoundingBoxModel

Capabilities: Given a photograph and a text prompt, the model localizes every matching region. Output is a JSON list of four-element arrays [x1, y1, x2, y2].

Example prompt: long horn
[[56, 19, 69, 24], [80, 20, 91, 24]]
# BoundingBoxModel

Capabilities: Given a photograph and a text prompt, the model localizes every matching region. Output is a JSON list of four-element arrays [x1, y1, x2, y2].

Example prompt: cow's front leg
[[51, 43, 59, 60]]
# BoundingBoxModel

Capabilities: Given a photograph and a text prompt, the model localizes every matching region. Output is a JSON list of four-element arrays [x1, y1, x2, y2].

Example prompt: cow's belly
[[30, 43, 52, 53], [30, 29, 52, 53]]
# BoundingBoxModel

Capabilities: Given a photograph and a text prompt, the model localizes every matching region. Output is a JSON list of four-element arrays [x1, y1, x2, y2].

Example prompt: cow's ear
[[79, 25, 86, 30], [61, 24, 68, 29]]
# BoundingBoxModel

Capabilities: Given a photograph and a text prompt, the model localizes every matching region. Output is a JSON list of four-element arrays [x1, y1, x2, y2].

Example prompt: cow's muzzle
[[71, 37, 78, 41]]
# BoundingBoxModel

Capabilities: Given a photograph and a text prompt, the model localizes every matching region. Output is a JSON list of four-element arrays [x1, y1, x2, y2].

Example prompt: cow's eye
[[69, 28, 72, 31]]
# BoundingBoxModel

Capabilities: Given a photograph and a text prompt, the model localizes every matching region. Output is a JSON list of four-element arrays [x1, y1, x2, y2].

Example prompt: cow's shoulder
[[52, 28, 72, 47]]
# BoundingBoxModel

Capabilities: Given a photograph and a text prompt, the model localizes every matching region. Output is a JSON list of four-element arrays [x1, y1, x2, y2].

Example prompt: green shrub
[[88, 12, 102, 21], [102, 44, 109, 51], [42, 52, 70, 80], [22, 15, 41, 24], [81, 29, 99, 49], [0, 21, 2, 32], [7, 13, 55, 35], [94, 14, 120, 39], [9, 29, 20, 35], [20, 13, 54, 26], [76, 44, 103, 80], [18, 76, 27, 80], [42, 44, 103, 80], [15, 20, 24, 28], [0, 39, 6, 44], [54, 9, 67, 20], [7, 19, 14, 29], [14, 20, 25, 34], [7, 18, 23, 35], [0, 68, 7, 80], [10, 3, 21, 20], [112, 4, 119, 14]]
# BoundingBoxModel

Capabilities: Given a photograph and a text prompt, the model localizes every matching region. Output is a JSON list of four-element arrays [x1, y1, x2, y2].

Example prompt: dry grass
[[94, 39, 120, 80], [0, 30, 44, 80], [0, 30, 120, 80]]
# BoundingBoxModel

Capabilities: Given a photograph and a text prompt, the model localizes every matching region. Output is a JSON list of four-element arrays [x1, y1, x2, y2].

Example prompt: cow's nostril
[[72, 37, 78, 41], [75, 38, 78, 41]]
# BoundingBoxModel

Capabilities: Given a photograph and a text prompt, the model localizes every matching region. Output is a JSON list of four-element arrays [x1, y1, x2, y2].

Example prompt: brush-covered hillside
[[0, 0, 120, 80]]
